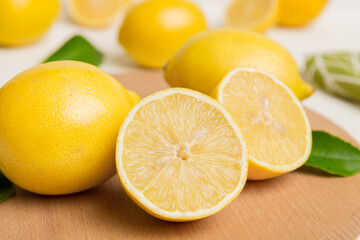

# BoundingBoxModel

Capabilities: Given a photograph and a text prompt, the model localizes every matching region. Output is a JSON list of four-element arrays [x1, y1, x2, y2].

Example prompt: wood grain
[[0, 71, 359, 240]]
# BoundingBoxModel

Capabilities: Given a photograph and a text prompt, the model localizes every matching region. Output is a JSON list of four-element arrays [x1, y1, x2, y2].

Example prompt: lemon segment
[[213, 68, 312, 180], [116, 88, 248, 221], [226, 0, 279, 32]]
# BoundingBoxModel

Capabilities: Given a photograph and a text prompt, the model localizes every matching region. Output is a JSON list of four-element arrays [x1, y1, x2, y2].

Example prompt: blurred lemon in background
[[165, 29, 313, 100], [0, 61, 140, 195], [119, 0, 207, 68], [279, 0, 327, 27], [0, 0, 59, 46], [68, 0, 130, 28], [305, 52, 360, 101], [226, 0, 279, 32]]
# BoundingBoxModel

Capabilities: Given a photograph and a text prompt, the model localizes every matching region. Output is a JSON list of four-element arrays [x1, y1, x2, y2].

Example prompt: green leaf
[[305, 131, 360, 176], [0, 171, 15, 203], [43, 35, 104, 66]]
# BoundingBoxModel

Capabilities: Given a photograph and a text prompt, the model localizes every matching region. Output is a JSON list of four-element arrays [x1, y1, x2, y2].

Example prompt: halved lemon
[[68, 0, 130, 28], [116, 88, 248, 221], [213, 68, 312, 180], [226, 0, 279, 32]]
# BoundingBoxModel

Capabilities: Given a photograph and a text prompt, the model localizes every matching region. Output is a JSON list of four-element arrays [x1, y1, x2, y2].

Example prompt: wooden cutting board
[[1, 71, 359, 240]]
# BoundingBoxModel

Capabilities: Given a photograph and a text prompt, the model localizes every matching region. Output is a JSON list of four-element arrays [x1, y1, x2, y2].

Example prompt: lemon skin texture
[[165, 29, 313, 100], [0, 61, 140, 195]]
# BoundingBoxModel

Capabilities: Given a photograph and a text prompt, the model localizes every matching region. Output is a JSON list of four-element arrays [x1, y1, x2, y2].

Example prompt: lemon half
[[213, 68, 312, 180], [116, 88, 248, 221], [68, 0, 130, 28], [226, 0, 279, 32]]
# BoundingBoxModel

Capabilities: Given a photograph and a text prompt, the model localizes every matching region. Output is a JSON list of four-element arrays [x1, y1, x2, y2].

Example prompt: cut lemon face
[[213, 68, 312, 180], [68, 0, 130, 28], [116, 88, 248, 221], [226, 0, 279, 32]]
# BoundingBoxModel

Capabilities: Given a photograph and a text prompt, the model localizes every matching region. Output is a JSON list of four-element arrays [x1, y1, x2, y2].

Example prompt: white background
[[0, 0, 359, 144]]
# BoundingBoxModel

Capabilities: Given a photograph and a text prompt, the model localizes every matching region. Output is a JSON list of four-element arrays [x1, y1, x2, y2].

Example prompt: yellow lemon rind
[[68, 0, 129, 28]]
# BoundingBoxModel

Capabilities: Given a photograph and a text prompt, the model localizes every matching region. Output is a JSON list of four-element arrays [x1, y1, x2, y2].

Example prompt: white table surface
[[0, 0, 359, 145]]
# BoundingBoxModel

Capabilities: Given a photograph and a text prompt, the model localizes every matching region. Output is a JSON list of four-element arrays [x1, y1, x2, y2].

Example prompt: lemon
[[68, 0, 130, 28], [119, 0, 207, 68], [0, 0, 59, 46], [165, 29, 313, 100], [212, 68, 312, 180], [116, 88, 248, 221], [279, 0, 327, 27], [226, 0, 279, 32], [0, 61, 140, 195]]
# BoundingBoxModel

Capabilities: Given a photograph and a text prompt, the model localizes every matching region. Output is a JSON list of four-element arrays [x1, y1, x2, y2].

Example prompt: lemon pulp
[[214, 68, 312, 180], [117, 89, 248, 220]]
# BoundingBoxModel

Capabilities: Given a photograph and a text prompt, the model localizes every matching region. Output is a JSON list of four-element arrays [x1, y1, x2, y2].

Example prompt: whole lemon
[[279, 0, 327, 27], [119, 0, 207, 68], [0, 0, 59, 46], [0, 61, 140, 195], [165, 29, 313, 100]]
